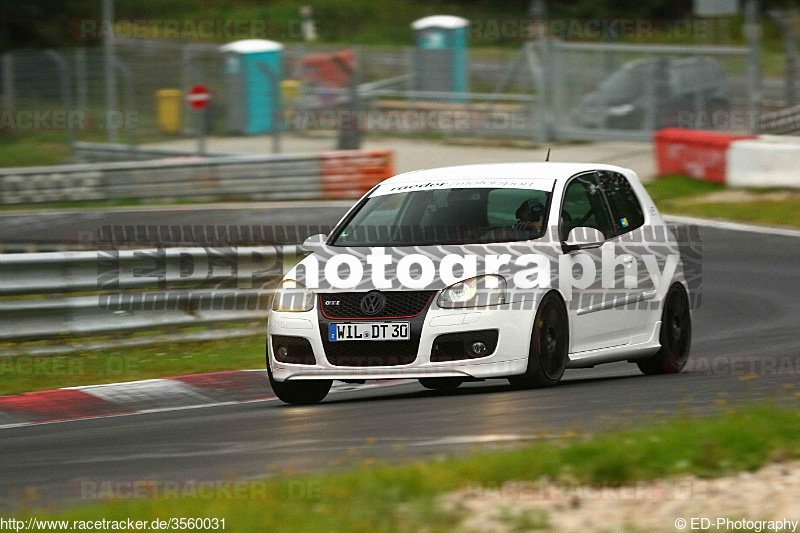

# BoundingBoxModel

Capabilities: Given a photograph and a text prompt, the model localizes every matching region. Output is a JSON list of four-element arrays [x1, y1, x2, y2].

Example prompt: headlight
[[607, 104, 634, 116], [272, 279, 315, 312], [437, 275, 506, 308]]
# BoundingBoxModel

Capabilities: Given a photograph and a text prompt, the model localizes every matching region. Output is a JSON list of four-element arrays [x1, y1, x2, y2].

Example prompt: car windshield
[[332, 187, 552, 246]]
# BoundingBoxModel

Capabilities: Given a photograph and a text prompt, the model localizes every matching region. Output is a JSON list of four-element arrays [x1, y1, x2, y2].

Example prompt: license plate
[[328, 322, 410, 341]]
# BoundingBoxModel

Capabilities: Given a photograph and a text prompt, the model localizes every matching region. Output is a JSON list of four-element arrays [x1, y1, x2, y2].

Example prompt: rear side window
[[602, 172, 645, 234]]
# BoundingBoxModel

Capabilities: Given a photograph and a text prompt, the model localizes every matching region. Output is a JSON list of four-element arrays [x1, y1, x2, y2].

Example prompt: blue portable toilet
[[411, 16, 469, 96], [219, 39, 284, 134]]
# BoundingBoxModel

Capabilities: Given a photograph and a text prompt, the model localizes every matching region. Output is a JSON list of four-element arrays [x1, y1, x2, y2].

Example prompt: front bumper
[[267, 302, 535, 381]]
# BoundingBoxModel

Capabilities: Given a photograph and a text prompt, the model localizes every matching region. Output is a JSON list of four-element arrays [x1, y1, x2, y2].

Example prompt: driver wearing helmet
[[512, 198, 545, 232], [479, 198, 546, 243]]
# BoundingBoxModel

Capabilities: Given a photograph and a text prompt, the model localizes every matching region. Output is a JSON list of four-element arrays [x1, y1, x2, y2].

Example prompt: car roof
[[383, 162, 635, 185]]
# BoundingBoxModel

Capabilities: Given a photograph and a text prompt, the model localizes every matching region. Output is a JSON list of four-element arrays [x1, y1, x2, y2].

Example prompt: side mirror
[[563, 227, 605, 252], [302, 233, 328, 253]]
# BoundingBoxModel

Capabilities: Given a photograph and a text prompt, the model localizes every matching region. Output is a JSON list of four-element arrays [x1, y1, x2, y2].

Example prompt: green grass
[[646, 174, 800, 228], [0, 132, 72, 167], [665, 199, 800, 227], [0, 333, 265, 396], [11, 405, 800, 530], [645, 174, 727, 203]]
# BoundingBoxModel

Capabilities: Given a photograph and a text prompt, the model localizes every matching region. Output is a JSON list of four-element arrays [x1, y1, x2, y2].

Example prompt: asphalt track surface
[[1, 223, 799, 506]]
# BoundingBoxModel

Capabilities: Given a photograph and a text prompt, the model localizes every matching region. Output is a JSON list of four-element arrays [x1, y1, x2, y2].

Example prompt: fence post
[[181, 44, 193, 135], [44, 50, 75, 150], [768, 10, 797, 108], [644, 58, 656, 132], [407, 47, 417, 119], [745, 0, 762, 133], [333, 49, 361, 150], [102, 0, 118, 142], [540, 38, 557, 141], [551, 40, 565, 137], [75, 48, 89, 112], [113, 58, 137, 157], [2, 53, 14, 111]]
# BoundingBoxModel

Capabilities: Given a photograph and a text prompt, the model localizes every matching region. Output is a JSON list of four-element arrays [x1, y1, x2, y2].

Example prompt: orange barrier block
[[320, 150, 394, 199]]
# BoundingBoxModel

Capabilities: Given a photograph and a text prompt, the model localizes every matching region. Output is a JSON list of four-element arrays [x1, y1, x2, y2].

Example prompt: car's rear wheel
[[508, 292, 569, 389], [267, 365, 332, 405], [637, 283, 691, 375], [419, 378, 463, 391]]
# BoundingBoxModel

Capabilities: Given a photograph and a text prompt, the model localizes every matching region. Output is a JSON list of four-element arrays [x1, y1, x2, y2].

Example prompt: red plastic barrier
[[654, 128, 756, 184], [320, 150, 394, 199]]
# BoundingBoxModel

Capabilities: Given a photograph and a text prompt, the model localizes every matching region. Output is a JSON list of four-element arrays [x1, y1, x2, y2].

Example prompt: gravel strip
[[443, 461, 800, 532]]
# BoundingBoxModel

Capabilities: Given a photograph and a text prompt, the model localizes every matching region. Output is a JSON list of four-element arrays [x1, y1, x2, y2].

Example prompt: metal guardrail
[[760, 103, 800, 133], [0, 246, 303, 346], [0, 154, 318, 205], [0, 246, 297, 295], [72, 141, 235, 161], [0, 149, 393, 205]]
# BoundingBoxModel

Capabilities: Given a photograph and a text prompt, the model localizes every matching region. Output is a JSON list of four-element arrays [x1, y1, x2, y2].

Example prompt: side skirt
[[566, 321, 661, 369]]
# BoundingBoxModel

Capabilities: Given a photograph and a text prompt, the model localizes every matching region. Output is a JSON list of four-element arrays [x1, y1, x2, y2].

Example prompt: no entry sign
[[187, 84, 211, 110]]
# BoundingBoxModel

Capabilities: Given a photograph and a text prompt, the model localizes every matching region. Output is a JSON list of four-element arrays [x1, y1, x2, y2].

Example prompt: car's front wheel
[[637, 283, 691, 375], [508, 292, 569, 389], [267, 365, 332, 405]]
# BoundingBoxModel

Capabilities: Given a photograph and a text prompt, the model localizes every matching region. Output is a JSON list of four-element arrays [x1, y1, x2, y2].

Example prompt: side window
[[486, 188, 548, 228], [601, 172, 645, 235], [560, 174, 614, 241]]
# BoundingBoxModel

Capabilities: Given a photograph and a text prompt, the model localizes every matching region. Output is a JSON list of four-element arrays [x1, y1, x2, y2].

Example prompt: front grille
[[319, 291, 436, 319], [323, 340, 418, 367]]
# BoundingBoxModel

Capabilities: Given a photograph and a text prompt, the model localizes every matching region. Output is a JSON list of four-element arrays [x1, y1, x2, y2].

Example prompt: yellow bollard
[[156, 89, 182, 134], [281, 80, 301, 103]]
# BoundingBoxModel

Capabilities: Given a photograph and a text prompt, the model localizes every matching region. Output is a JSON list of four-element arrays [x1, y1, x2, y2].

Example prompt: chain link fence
[[0, 36, 771, 154], [541, 41, 755, 141]]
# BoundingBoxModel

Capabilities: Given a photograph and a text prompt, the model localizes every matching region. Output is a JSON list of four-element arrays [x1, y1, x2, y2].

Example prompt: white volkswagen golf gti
[[267, 163, 692, 404]]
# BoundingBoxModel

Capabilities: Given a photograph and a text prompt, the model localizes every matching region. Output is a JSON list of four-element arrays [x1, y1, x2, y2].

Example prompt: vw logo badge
[[360, 291, 386, 316]]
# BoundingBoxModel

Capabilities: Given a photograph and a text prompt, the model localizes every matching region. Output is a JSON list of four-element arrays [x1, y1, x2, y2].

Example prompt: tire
[[637, 283, 692, 375], [508, 292, 569, 389], [267, 364, 332, 405], [419, 378, 463, 391]]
